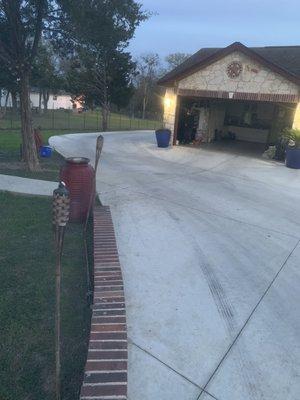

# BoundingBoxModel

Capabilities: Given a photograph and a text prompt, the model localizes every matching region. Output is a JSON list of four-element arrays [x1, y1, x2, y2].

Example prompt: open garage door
[[175, 96, 296, 151]]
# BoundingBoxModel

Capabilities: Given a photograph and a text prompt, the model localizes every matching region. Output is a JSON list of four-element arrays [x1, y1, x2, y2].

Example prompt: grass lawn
[[0, 130, 65, 181], [0, 110, 161, 181], [0, 192, 92, 400], [0, 109, 161, 132]]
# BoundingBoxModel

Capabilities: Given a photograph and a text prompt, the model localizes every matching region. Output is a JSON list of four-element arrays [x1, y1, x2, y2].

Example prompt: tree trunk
[[39, 90, 42, 113], [102, 104, 109, 131], [0, 90, 10, 118], [11, 90, 18, 113], [19, 72, 40, 171], [4, 91, 9, 113], [42, 90, 50, 112], [142, 97, 146, 120], [142, 81, 148, 120]]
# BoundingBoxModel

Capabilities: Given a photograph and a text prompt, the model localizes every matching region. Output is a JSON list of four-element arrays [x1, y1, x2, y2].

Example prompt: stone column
[[163, 88, 178, 145], [292, 102, 300, 130]]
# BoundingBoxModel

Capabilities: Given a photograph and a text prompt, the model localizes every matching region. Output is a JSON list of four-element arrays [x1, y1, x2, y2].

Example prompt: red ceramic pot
[[60, 157, 95, 223]]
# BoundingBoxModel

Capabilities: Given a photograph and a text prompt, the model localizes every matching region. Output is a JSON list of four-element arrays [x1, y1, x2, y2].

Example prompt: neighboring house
[[0, 89, 76, 110], [158, 42, 300, 146], [30, 90, 74, 110]]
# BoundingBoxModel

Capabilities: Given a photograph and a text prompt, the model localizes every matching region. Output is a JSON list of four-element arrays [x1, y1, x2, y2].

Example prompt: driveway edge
[[80, 206, 128, 400]]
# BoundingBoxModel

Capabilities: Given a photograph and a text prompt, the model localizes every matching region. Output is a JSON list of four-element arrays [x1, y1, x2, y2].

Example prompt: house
[[158, 42, 300, 147], [30, 90, 74, 110], [0, 89, 78, 110]]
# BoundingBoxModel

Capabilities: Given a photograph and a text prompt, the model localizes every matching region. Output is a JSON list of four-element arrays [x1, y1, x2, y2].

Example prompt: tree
[[59, 0, 148, 130], [165, 52, 191, 71], [0, 1, 148, 168], [65, 49, 136, 129], [129, 53, 163, 120], [0, 64, 18, 117], [0, 1, 50, 171], [138, 54, 160, 119], [32, 43, 62, 113]]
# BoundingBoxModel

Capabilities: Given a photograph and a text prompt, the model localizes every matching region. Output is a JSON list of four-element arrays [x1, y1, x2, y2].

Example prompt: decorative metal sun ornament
[[227, 61, 243, 78]]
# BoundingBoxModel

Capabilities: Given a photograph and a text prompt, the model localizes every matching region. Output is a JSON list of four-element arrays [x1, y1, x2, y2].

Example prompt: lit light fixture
[[164, 97, 172, 108]]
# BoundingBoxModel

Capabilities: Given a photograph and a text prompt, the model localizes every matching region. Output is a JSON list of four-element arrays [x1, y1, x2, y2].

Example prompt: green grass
[[0, 109, 161, 132], [0, 129, 64, 181], [0, 147, 64, 181], [0, 192, 92, 400]]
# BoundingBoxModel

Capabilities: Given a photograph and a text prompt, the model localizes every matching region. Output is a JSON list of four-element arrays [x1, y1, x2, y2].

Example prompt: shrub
[[282, 128, 300, 148]]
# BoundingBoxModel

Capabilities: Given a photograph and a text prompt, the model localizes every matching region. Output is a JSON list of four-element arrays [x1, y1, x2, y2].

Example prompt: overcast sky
[[129, 0, 300, 59]]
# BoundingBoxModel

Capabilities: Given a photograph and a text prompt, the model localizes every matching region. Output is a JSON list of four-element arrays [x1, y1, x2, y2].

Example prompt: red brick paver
[[80, 206, 127, 400]]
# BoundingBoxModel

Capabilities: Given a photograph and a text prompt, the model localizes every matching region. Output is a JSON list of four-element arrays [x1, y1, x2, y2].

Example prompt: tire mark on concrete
[[167, 209, 263, 400]]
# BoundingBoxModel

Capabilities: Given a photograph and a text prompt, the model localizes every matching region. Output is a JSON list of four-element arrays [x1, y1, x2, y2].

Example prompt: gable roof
[[158, 42, 300, 86]]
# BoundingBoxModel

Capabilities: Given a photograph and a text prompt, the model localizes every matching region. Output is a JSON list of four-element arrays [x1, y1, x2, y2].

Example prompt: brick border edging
[[80, 206, 127, 400]]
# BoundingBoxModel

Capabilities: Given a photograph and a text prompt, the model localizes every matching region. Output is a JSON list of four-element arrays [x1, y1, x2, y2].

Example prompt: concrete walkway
[[0, 173, 57, 196], [50, 131, 300, 400]]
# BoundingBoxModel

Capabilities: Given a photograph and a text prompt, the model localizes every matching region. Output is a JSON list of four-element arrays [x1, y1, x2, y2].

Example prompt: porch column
[[292, 102, 300, 130], [163, 88, 178, 146]]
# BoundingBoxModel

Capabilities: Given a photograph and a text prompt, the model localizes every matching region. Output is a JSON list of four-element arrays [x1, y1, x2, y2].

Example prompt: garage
[[158, 42, 300, 154], [175, 96, 295, 150]]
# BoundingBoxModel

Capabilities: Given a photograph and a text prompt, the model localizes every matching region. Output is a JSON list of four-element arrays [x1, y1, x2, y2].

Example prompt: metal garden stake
[[52, 182, 70, 400], [84, 134, 104, 229], [84, 135, 104, 304]]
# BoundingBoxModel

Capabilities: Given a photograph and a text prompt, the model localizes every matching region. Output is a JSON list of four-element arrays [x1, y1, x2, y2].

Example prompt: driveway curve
[[50, 131, 300, 400]]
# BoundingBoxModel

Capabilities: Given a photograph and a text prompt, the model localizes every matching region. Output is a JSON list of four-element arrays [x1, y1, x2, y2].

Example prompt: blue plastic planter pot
[[286, 148, 300, 169], [40, 145, 53, 158], [155, 129, 171, 148]]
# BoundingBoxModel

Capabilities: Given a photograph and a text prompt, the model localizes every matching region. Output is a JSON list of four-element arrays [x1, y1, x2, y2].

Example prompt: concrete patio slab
[[0, 173, 57, 196], [134, 169, 300, 238], [50, 131, 300, 400], [211, 153, 300, 191], [102, 189, 298, 388], [199, 240, 300, 400], [199, 394, 217, 400], [128, 342, 202, 400]]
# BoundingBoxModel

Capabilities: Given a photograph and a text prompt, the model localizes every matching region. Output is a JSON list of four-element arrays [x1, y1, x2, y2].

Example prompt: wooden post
[[55, 226, 63, 400]]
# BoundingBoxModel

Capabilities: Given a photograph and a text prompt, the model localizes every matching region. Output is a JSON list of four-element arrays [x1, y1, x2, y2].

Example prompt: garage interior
[[175, 96, 296, 155]]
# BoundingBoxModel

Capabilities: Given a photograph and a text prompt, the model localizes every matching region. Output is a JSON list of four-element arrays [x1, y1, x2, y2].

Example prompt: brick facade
[[80, 206, 127, 400]]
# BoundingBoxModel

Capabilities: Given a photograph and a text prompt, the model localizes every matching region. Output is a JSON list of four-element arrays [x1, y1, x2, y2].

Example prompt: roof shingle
[[158, 42, 300, 86]]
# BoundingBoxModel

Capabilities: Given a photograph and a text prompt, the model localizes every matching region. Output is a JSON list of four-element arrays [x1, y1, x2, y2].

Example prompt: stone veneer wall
[[163, 88, 177, 144], [178, 51, 299, 95], [163, 51, 300, 144]]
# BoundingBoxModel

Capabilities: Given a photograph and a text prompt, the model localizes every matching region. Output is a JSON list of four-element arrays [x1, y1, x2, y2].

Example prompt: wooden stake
[[55, 226, 65, 400]]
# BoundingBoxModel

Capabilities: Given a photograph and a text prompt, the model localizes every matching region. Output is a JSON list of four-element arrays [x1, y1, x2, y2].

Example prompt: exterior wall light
[[292, 102, 300, 130], [164, 97, 172, 108]]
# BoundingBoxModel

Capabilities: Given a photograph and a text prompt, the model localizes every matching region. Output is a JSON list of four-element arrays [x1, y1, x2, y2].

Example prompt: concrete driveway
[[50, 131, 300, 400]]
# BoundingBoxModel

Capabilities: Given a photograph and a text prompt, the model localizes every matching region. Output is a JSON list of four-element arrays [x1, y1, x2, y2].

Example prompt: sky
[[129, 0, 300, 60]]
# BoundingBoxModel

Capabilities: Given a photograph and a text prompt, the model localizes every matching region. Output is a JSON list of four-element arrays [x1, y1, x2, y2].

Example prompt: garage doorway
[[175, 96, 296, 156]]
